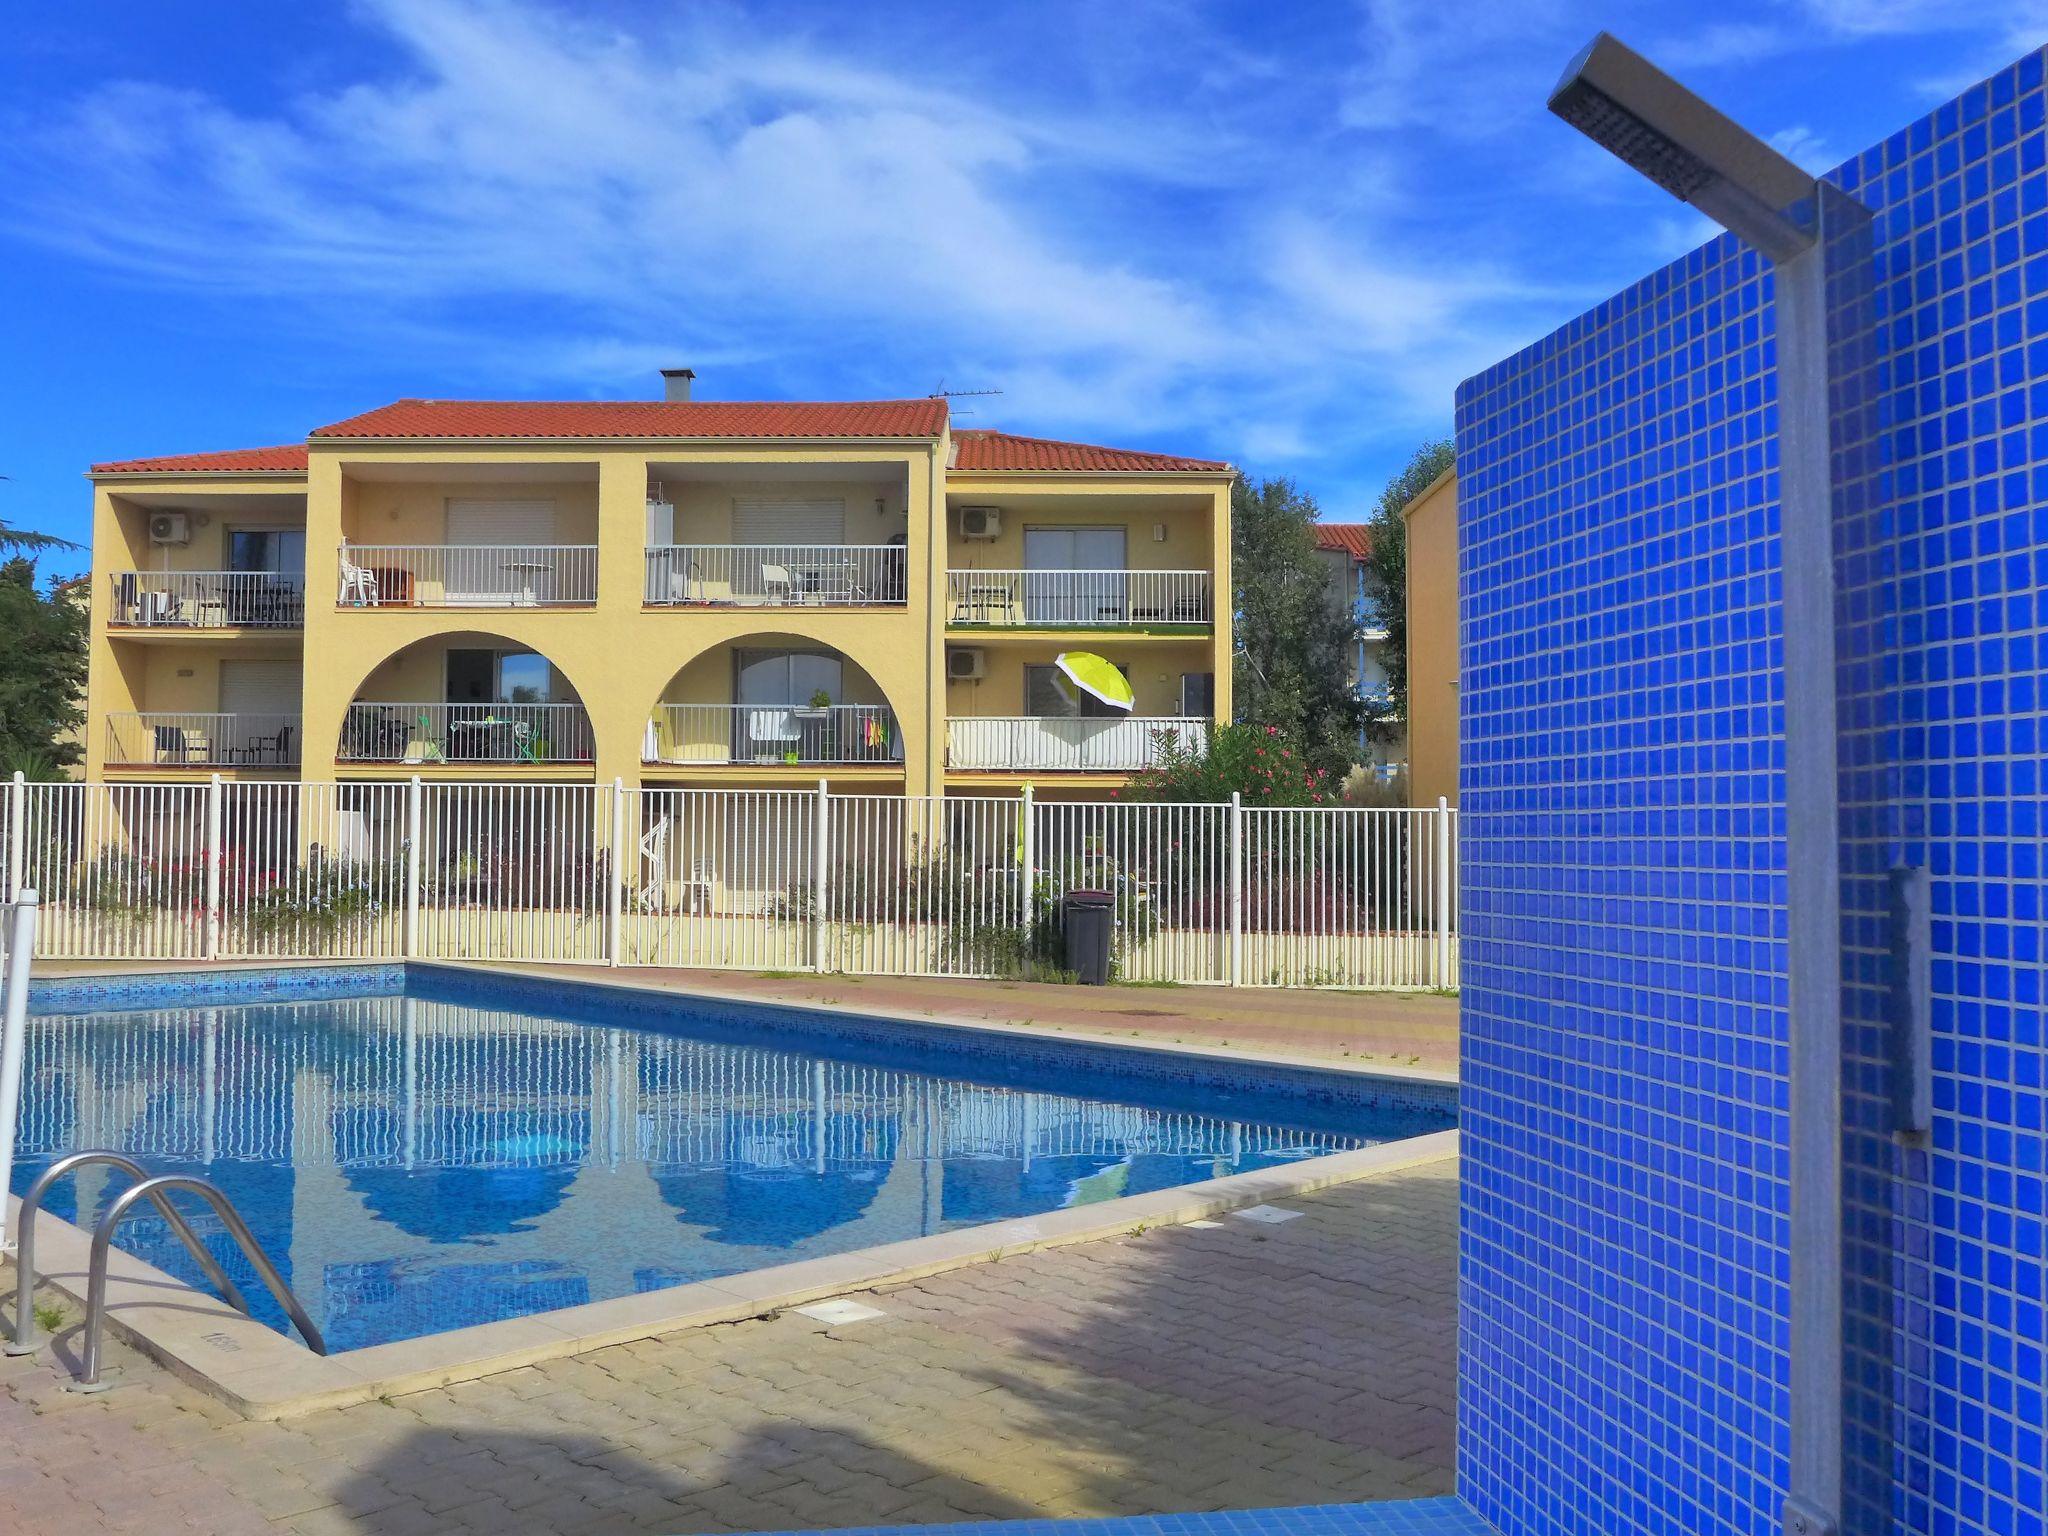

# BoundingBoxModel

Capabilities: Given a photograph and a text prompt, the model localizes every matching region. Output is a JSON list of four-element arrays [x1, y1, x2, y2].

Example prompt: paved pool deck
[[1, 1158, 1457, 1535]]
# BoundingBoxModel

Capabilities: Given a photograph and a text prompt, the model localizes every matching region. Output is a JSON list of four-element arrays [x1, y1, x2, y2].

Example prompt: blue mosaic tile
[[408, 963, 1459, 1123], [722, 1497, 1494, 1536], [27, 963, 404, 1014], [1457, 40, 2048, 1536]]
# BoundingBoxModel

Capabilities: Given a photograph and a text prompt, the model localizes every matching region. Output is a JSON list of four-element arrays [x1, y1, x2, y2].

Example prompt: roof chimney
[[659, 367, 696, 403]]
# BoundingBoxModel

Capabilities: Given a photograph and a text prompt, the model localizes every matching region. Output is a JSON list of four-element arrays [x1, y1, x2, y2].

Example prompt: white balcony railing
[[945, 570, 1212, 626], [109, 572, 306, 629], [337, 546, 598, 608], [645, 545, 906, 606], [106, 712, 301, 767], [645, 705, 903, 765], [946, 716, 1207, 771], [340, 702, 595, 765]]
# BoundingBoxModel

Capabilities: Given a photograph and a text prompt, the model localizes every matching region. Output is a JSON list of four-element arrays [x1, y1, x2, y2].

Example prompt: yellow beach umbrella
[[1054, 652, 1134, 712]]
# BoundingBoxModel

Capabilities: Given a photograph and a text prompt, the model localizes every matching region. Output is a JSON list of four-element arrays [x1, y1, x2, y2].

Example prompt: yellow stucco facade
[[1400, 464, 1458, 808], [83, 405, 1234, 800]]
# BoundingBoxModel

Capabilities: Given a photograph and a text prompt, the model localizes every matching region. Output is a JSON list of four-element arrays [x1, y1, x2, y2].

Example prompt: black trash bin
[[1064, 889, 1115, 985]]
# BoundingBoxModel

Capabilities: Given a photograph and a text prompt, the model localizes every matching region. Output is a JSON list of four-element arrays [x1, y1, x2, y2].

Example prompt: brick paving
[[0, 1159, 1457, 1536], [536, 969, 1461, 1076]]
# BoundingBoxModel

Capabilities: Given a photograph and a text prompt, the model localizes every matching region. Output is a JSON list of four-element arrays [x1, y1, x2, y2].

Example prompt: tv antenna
[[929, 382, 1002, 419]]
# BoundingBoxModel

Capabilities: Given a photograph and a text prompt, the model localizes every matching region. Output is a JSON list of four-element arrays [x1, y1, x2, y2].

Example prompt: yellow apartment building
[[1400, 464, 1457, 807], [82, 375, 1234, 802]]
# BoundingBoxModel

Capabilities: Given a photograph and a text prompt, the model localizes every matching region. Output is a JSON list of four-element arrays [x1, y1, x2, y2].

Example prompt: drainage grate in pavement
[[1231, 1205, 1304, 1224], [794, 1299, 889, 1325]]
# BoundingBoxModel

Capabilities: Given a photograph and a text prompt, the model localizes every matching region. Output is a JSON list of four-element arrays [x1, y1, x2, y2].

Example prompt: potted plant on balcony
[[794, 687, 835, 761]]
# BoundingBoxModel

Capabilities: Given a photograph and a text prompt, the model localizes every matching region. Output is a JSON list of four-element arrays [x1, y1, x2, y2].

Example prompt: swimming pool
[[14, 966, 1455, 1353]]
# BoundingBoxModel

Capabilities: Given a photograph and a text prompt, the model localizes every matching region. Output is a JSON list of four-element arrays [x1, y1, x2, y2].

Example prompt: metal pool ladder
[[5, 1150, 326, 1390]]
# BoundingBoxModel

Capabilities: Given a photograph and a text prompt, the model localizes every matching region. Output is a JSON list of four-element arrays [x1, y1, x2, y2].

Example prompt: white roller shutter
[[219, 660, 301, 717], [732, 496, 845, 546], [445, 499, 558, 603]]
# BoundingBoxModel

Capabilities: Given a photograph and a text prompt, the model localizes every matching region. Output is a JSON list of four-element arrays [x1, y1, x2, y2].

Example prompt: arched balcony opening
[[643, 635, 904, 771], [338, 632, 595, 767]]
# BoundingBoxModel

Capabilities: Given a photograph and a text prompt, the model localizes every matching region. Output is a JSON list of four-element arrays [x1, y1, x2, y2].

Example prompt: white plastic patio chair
[[761, 563, 793, 605], [637, 814, 671, 911], [338, 540, 380, 606], [747, 709, 800, 760]]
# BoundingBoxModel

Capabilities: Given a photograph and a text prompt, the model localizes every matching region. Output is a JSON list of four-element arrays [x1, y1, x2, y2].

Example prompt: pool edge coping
[[5, 1128, 1459, 1421], [28, 958, 1457, 1091], [438, 961, 1462, 1091]]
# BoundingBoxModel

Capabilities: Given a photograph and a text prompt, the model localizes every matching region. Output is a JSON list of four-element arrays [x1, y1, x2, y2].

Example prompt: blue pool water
[[13, 969, 1454, 1352]]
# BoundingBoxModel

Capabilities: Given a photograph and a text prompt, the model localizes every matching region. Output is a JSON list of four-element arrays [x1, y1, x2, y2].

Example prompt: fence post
[[0, 890, 41, 1252], [1228, 791, 1243, 987], [607, 779, 626, 968], [6, 771, 24, 902], [1433, 796, 1452, 989], [404, 775, 422, 959], [813, 778, 830, 974], [204, 773, 223, 961], [1019, 782, 1036, 931]]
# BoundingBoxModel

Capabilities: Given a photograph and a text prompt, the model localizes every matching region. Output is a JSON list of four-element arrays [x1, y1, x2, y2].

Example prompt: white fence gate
[[3, 774, 1458, 989]]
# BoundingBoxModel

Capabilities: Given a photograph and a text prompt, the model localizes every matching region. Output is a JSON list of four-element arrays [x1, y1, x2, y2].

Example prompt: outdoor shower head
[[1549, 32, 1818, 262]]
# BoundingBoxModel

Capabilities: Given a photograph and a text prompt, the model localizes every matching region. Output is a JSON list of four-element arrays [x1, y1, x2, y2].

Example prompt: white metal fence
[[109, 571, 306, 629], [340, 702, 596, 765], [3, 774, 1457, 989], [645, 545, 905, 606], [106, 712, 301, 769], [337, 545, 599, 607], [944, 569, 1212, 626], [946, 716, 1207, 771], [645, 704, 903, 766]]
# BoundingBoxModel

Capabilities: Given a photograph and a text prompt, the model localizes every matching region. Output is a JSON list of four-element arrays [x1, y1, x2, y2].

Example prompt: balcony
[[337, 545, 598, 609], [645, 545, 906, 606], [645, 704, 903, 766], [946, 716, 1207, 772], [339, 702, 596, 765], [109, 572, 305, 630], [107, 712, 300, 768], [944, 570, 1211, 627]]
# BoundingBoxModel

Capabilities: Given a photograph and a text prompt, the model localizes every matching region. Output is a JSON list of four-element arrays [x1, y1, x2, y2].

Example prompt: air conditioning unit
[[959, 505, 1001, 540], [947, 646, 987, 681], [148, 511, 191, 545]]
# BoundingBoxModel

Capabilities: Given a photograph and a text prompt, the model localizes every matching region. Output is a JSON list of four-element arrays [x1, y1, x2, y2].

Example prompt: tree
[[0, 559, 88, 774], [1358, 438, 1455, 722], [1123, 721, 1337, 805], [1231, 476, 1363, 771], [0, 476, 83, 556]]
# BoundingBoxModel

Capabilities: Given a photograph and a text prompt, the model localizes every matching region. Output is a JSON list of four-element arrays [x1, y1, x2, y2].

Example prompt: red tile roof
[[91, 445, 310, 475], [311, 398, 949, 441], [1314, 524, 1373, 560], [951, 429, 1230, 473]]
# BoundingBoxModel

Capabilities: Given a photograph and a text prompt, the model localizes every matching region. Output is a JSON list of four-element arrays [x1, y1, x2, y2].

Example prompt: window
[[1180, 672, 1215, 718], [735, 649, 843, 706], [1025, 662, 1127, 719], [228, 529, 306, 574], [446, 649, 554, 704]]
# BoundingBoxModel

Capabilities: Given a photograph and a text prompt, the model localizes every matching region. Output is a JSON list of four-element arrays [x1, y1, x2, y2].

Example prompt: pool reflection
[[11, 996, 1377, 1351]]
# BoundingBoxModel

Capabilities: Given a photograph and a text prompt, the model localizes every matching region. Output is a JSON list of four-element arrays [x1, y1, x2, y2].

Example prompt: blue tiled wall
[[1456, 46, 2048, 1536]]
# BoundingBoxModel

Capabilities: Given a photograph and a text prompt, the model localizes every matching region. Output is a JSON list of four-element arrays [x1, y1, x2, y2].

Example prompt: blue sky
[[5, 0, 2046, 573]]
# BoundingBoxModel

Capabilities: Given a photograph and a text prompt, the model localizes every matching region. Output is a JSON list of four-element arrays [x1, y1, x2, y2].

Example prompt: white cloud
[[12, 0, 2039, 504], [1768, 125, 1835, 173], [6, 0, 1556, 485]]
